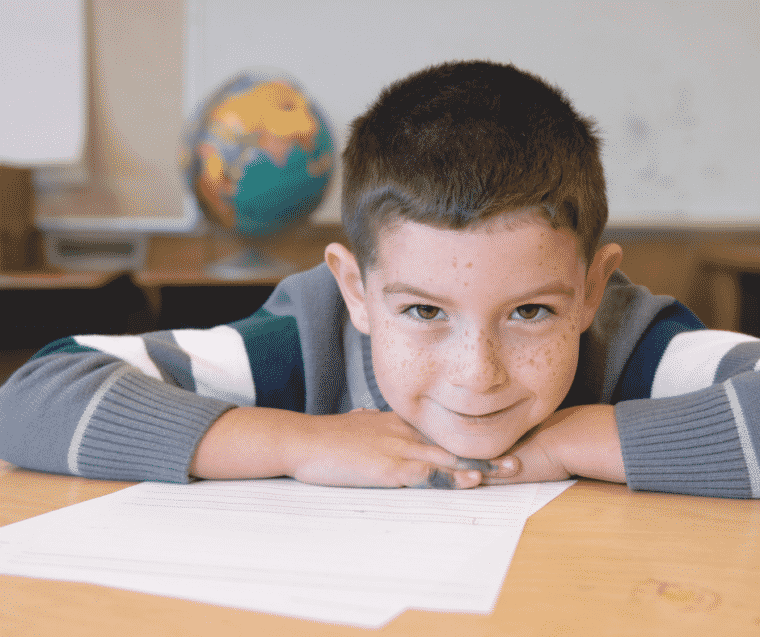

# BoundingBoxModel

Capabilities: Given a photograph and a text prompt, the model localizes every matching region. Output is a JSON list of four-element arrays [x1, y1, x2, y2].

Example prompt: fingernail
[[499, 456, 520, 474]]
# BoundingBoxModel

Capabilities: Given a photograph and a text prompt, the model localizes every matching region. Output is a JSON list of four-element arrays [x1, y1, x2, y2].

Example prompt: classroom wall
[[28, 0, 760, 320], [35, 0, 759, 233], [0, 0, 84, 167], [186, 0, 759, 228]]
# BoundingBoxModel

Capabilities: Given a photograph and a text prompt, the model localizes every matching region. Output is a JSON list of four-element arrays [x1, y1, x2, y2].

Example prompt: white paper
[[0, 478, 573, 627]]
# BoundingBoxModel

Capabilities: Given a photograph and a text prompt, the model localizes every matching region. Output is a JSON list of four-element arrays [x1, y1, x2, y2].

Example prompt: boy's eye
[[511, 305, 550, 321], [406, 305, 444, 321]]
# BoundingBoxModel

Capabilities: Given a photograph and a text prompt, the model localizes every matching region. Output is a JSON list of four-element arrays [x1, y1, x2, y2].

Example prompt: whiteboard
[[0, 0, 85, 166], [185, 0, 759, 227]]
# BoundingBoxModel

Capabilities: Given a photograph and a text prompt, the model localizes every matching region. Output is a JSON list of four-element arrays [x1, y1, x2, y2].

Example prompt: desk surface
[[1, 460, 759, 637]]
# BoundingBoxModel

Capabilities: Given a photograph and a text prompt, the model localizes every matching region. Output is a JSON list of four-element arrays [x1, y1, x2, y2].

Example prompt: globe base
[[206, 247, 296, 281]]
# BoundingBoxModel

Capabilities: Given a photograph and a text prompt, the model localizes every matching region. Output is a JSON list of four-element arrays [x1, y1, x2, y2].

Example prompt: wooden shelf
[[0, 270, 121, 290], [0, 224, 347, 290], [134, 223, 346, 288]]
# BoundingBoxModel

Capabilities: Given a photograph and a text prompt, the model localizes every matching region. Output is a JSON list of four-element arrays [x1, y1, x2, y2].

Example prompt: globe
[[181, 69, 334, 278]]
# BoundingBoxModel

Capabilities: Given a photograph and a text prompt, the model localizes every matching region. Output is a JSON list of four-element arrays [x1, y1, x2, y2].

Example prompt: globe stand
[[204, 225, 297, 281], [183, 70, 335, 283], [206, 246, 295, 281]]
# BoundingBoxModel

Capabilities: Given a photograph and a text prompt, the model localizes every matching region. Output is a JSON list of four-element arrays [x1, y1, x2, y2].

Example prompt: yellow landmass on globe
[[210, 80, 317, 157]]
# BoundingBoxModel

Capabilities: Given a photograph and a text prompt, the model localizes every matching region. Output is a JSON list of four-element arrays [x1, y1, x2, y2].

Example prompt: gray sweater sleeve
[[616, 342, 760, 499], [0, 350, 235, 482]]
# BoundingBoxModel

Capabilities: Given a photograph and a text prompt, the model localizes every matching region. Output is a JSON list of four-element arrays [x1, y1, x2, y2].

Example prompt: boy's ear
[[324, 242, 371, 335], [580, 243, 624, 331]]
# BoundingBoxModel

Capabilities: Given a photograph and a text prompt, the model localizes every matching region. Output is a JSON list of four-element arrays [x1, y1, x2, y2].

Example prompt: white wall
[[0, 0, 85, 166], [187, 0, 759, 227]]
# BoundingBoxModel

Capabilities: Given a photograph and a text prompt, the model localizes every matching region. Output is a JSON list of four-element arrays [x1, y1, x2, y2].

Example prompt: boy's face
[[328, 209, 620, 460]]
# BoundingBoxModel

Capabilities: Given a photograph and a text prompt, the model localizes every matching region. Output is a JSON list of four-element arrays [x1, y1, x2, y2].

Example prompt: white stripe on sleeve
[[651, 330, 759, 399], [171, 325, 256, 406], [75, 335, 163, 380], [67, 366, 130, 475]]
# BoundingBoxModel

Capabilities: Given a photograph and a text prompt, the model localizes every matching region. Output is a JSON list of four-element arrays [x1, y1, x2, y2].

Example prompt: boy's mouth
[[450, 408, 506, 419], [443, 399, 526, 421]]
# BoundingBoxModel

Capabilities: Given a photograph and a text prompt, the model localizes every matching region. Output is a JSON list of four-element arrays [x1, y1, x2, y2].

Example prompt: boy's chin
[[432, 435, 513, 461], [415, 424, 520, 460]]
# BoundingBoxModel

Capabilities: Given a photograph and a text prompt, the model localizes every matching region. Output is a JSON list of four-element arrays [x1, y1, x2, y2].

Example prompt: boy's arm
[[0, 346, 236, 482], [484, 405, 625, 485], [0, 267, 318, 482], [0, 338, 480, 488], [491, 331, 760, 499]]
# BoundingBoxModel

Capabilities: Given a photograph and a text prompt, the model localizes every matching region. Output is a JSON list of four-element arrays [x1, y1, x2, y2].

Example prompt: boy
[[1, 60, 758, 498]]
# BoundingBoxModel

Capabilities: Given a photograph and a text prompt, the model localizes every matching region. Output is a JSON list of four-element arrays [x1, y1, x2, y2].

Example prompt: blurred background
[[0, 0, 758, 382]]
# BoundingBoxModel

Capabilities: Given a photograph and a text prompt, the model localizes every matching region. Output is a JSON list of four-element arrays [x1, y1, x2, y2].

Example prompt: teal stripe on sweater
[[229, 308, 305, 412], [31, 336, 98, 359]]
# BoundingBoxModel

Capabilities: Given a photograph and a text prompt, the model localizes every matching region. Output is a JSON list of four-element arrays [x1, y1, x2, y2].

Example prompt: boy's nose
[[448, 331, 508, 393]]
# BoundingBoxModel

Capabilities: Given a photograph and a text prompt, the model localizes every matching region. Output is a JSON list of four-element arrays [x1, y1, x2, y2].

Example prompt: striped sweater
[[1, 263, 759, 498]]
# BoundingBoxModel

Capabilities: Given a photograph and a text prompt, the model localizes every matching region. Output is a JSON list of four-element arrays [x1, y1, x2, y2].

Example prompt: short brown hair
[[341, 60, 608, 272]]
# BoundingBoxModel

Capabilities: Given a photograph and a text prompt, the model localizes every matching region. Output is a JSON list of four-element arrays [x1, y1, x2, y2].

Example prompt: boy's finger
[[481, 444, 570, 485], [480, 456, 522, 485], [404, 463, 482, 489], [481, 455, 521, 478], [453, 457, 498, 473]]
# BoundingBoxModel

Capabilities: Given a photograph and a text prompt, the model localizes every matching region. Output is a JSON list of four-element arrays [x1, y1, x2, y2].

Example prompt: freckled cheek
[[510, 332, 579, 395], [374, 332, 439, 388]]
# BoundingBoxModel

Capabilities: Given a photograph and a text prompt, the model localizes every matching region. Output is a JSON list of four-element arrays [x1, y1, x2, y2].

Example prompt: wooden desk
[[0, 224, 348, 349], [134, 223, 347, 320], [691, 241, 760, 333], [1, 461, 758, 636]]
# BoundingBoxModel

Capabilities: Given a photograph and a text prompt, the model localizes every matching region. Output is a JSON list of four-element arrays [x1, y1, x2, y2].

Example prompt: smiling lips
[[444, 399, 525, 422]]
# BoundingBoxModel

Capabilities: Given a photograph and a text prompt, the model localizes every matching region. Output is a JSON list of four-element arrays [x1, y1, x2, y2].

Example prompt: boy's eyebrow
[[382, 283, 452, 305], [382, 281, 576, 304]]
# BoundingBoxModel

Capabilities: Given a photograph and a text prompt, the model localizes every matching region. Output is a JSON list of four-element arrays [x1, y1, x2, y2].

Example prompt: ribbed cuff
[[72, 370, 236, 483], [616, 384, 754, 498]]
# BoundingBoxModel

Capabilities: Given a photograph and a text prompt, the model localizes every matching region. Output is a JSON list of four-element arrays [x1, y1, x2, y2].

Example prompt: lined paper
[[0, 478, 573, 627]]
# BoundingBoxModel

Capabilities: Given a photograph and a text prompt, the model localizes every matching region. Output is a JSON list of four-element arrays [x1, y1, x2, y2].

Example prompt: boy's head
[[326, 60, 622, 459], [341, 59, 609, 273]]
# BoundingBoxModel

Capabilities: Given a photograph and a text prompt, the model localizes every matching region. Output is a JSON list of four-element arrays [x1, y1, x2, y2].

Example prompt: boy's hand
[[191, 406, 483, 489], [482, 405, 626, 485], [289, 408, 483, 489]]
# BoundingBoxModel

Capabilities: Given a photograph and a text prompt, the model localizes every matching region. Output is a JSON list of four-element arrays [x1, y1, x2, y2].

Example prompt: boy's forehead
[[374, 209, 580, 263], [369, 210, 587, 297]]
